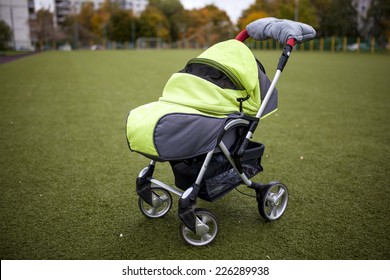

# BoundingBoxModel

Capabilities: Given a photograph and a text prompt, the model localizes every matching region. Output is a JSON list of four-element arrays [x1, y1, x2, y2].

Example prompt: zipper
[[187, 57, 246, 91]]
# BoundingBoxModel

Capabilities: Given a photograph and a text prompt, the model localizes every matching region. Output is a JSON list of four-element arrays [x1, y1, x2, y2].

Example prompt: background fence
[[34, 36, 390, 54], [244, 36, 390, 53]]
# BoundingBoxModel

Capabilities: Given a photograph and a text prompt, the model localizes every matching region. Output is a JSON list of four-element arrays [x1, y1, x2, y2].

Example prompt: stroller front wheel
[[179, 208, 219, 246], [257, 182, 288, 221], [138, 187, 172, 219]]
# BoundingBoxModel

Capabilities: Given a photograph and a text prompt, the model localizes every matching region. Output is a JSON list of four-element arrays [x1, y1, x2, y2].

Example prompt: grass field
[[0, 49, 389, 260]]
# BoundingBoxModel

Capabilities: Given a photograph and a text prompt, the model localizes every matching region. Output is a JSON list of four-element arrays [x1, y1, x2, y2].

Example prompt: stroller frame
[[134, 33, 297, 246]]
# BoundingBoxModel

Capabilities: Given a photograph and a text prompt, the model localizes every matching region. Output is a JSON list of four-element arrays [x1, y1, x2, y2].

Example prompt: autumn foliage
[[31, 0, 389, 48]]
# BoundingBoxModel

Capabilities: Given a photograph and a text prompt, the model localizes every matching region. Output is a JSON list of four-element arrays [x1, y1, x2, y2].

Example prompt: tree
[[107, 9, 136, 43], [138, 6, 170, 40], [78, 1, 95, 31], [238, 0, 318, 31], [148, 0, 186, 42], [237, 0, 273, 30], [237, 10, 269, 30], [309, 0, 331, 37], [319, 0, 358, 37], [0, 20, 12, 50], [61, 1, 117, 47], [184, 5, 233, 48], [34, 9, 56, 49], [75, 2, 101, 45], [367, 0, 390, 42]]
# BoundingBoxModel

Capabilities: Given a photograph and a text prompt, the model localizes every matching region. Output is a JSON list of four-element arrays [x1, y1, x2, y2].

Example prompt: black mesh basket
[[170, 141, 264, 202]]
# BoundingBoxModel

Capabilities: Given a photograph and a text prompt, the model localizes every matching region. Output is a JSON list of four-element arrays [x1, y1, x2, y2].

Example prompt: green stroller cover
[[126, 39, 277, 160]]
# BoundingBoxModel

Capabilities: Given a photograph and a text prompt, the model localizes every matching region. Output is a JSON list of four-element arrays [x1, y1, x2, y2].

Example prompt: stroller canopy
[[126, 39, 278, 160], [161, 39, 262, 116]]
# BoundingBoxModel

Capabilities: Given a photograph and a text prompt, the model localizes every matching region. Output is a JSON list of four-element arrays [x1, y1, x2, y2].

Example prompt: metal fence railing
[[244, 36, 390, 54], [30, 36, 390, 54]]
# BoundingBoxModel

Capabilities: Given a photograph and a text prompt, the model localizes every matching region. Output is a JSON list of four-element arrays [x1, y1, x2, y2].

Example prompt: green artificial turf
[[0, 49, 389, 260]]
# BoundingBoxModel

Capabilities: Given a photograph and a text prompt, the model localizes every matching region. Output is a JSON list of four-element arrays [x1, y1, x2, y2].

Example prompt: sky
[[35, 0, 256, 23], [180, 0, 255, 23]]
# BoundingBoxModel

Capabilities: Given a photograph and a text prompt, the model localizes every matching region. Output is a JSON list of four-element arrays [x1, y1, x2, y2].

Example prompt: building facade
[[52, 0, 148, 28], [0, 0, 34, 50], [67, 0, 148, 15], [55, 0, 71, 27]]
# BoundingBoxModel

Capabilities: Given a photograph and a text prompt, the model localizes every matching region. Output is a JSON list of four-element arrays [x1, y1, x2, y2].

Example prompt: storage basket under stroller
[[170, 141, 264, 202]]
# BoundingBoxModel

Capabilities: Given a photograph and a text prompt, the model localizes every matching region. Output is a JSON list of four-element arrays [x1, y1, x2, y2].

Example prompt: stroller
[[126, 18, 316, 246]]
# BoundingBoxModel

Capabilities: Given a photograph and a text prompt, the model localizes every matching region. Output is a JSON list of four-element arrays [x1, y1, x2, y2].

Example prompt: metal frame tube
[[150, 179, 183, 196], [256, 69, 281, 119], [218, 142, 252, 186], [195, 150, 215, 185]]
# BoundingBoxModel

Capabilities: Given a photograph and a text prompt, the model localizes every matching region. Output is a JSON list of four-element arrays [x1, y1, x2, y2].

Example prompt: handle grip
[[235, 29, 298, 48], [235, 29, 250, 42], [277, 38, 296, 71], [286, 38, 296, 47]]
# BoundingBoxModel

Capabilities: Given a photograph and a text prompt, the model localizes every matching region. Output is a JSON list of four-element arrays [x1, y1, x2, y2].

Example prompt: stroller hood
[[160, 39, 265, 117]]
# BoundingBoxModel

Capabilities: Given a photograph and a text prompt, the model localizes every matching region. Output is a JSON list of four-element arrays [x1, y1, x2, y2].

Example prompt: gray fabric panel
[[247, 17, 316, 44], [258, 69, 278, 117], [154, 114, 227, 160]]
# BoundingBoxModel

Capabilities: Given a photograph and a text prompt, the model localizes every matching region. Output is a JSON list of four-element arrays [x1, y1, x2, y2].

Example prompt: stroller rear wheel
[[179, 208, 219, 246], [138, 187, 172, 219], [257, 182, 288, 221]]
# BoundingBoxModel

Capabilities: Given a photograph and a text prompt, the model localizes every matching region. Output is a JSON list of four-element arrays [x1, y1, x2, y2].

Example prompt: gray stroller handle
[[234, 39, 294, 157], [234, 18, 316, 158], [246, 17, 316, 45]]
